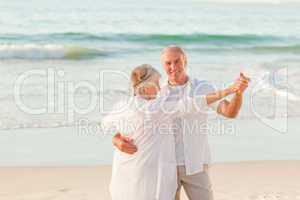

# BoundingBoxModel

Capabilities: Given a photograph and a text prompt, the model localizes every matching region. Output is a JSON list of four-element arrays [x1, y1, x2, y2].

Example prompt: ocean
[[0, 0, 299, 166]]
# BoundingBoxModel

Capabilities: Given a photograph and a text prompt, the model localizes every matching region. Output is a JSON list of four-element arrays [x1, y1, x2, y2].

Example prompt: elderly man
[[112, 46, 249, 200]]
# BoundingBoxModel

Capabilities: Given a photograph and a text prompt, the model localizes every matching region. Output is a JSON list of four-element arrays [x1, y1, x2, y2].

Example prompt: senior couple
[[102, 45, 249, 200]]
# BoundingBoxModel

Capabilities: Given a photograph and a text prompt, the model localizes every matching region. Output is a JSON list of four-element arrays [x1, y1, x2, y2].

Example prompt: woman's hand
[[229, 73, 250, 94], [235, 73, 250, 94], [113, 133, 138, 155]]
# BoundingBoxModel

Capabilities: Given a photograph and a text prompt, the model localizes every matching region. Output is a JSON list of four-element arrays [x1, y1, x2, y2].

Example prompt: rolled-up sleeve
[[192, 80, 220, 111]]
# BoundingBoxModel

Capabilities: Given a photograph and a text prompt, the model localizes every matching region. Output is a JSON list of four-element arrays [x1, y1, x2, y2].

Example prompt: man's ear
[[182, 55, 188, 67]]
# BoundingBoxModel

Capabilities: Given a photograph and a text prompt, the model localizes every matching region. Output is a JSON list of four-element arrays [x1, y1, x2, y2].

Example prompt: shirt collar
[[167, 76, 190, 90]]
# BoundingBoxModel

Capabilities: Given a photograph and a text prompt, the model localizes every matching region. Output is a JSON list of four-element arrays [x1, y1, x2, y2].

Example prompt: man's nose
[[170, 63, 176, 71]]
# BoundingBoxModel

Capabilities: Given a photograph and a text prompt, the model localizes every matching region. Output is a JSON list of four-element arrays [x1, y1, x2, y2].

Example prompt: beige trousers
[[175, 165, 214, 200]]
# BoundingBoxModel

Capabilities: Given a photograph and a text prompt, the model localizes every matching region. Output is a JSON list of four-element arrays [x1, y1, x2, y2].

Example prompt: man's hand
[[112, 133, 137, 154]]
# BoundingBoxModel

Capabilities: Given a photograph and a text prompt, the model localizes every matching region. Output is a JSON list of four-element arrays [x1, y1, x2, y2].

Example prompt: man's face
[[161, 50, 187, 84]]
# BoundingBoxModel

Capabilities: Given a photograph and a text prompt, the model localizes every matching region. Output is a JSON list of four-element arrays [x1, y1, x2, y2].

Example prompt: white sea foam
[[0, 44, 103, 59]]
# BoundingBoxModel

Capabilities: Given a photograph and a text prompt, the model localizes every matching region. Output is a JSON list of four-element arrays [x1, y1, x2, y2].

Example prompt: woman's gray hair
[[131, 64, 161, 95]]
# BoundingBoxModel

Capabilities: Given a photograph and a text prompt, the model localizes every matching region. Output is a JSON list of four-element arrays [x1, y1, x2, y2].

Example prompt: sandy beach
[[1, 161, 299, 200]]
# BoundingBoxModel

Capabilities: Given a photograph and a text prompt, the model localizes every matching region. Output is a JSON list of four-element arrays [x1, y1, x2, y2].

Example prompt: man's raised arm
[[217, 73, 250, 118]]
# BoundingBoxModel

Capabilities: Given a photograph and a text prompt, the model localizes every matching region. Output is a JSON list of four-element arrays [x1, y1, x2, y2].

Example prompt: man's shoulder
[[190, 78, 217, 95]]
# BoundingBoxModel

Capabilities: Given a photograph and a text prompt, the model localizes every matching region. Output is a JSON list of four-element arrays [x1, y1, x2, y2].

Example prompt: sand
[[1, 161, 300, 200]]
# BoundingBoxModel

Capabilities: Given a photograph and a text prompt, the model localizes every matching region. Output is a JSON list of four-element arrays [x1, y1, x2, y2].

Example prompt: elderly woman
[[102, 64, 238, 200]]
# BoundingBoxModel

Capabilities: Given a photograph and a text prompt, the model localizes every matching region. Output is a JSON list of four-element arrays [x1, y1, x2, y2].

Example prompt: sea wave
[[0, 33, 299, 60], [0, 44, 106, 60], [249, 45, 300, 54], [186, 44, 300, 54], [0, 32, 286, 44]]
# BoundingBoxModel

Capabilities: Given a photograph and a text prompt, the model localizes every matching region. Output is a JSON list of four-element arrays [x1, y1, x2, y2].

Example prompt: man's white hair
[[160, 45, 187, 66]]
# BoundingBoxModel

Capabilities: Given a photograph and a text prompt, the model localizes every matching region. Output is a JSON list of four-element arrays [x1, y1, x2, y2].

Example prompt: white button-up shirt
[[160, 78, 218, 175]]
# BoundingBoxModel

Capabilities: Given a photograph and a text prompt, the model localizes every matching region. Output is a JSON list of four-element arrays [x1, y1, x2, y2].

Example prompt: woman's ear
[[141, 87, 146, 95], [135, 85, 145, 96]]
